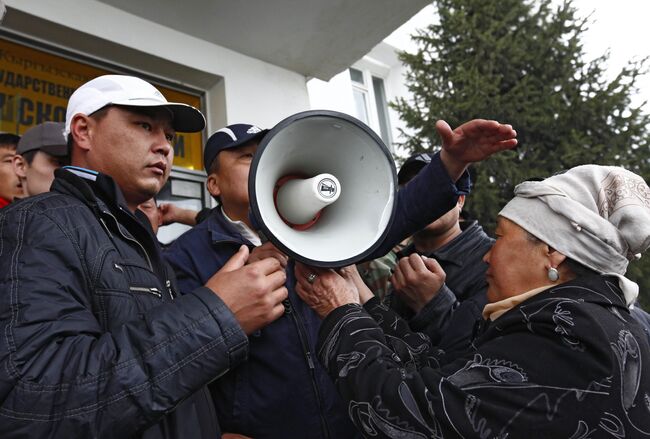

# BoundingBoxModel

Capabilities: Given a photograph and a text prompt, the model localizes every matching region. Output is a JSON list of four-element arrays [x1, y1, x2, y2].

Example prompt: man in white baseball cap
[[63, 74, 205, 138], [0, 75, 289, 439]]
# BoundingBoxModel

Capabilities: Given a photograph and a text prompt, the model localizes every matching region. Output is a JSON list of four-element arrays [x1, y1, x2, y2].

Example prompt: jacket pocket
[[93, 258, 166, 330]]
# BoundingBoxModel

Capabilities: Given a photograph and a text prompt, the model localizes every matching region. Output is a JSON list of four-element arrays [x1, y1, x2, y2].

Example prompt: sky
[[385, 0, 650, 112]]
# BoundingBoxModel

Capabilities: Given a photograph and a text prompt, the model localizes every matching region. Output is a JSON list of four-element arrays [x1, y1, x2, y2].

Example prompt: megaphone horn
[[249, 110, 397, 268]]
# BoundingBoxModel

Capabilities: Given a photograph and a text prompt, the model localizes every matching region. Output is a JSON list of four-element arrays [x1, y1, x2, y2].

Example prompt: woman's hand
[[338, 265, 375, 305], [295, 262, 360, 319]]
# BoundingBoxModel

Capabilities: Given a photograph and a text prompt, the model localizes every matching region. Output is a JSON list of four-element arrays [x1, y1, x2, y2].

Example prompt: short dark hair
[[208, 153, 221, 175], [21, 150, 37, 165], [0, 133, 20, 149]]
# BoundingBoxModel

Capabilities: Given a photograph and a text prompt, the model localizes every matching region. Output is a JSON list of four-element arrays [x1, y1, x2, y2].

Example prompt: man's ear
[[12, 155, 27, 178], [69, 114, 94, 153], [206, 173, 221, 199]]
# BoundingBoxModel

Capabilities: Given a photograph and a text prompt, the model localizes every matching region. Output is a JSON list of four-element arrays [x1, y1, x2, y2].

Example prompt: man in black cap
[[397, 152, 434, 186], [12, 121, 70, 197]]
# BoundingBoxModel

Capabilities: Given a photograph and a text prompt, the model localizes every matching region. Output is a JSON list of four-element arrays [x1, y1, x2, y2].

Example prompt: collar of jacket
[[52, 167, 152, 237], [53, 167, 128, 211], [52, 167, 167, 276], [434, 220, 492, 265], [205, 206, 256, 247], [399, 220, 492, 267], [496, 274, 628, 323]]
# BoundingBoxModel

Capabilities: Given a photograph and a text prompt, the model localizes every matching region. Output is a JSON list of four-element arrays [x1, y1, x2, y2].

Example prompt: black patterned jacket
[[318, 275, 650, 438]]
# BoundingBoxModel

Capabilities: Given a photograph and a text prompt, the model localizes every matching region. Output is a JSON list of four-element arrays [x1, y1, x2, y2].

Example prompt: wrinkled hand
[[437, 119, 517, 181], [205, 245, 288, 334], [248, 241, 288, 268], [339, 265, 374, 305], [391, 254, 446, 313], [294, 263, 359, 319], [159, 203, 198, 226]]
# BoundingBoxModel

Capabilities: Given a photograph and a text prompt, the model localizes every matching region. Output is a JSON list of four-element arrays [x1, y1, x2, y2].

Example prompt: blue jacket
[[0, 169, 248, 439], [164, 152, 470, 438]]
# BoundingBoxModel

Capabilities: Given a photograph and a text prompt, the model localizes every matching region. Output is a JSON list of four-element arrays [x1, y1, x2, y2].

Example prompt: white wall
[[307, 70, 356, 116], [307, 41, 411, 158]]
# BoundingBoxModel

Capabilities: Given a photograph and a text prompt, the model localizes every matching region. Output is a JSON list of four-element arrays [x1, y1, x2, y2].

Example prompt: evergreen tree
[[393, 0, 650, 308]]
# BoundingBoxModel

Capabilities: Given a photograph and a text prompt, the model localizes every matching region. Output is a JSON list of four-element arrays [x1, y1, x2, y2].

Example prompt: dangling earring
[[547, 267, 559, 282]]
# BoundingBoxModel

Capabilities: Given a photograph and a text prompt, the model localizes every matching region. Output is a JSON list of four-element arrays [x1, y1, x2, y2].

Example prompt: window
[[350, 68, 370, 124], [372, 76, 391, 146], [349, 68, 392, 147]]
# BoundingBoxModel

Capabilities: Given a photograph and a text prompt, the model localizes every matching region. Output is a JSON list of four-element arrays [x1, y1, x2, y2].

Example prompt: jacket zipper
[[104, 212, 172, 301], [285, 297, 331, 439], [129, 286, 163, 298], [166, 279, 175, 300], [102, 211, 153, 272]]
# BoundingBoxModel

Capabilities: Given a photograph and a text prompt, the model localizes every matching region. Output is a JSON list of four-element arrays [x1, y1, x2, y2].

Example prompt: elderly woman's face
[[483, 217, 549, 303]]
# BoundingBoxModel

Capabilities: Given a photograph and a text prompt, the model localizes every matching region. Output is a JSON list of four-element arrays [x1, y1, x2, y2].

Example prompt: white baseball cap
[[64, 75, 205, 137]]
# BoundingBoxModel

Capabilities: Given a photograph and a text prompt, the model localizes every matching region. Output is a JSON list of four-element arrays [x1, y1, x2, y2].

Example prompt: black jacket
[[318, 275, 650, 438], [0, 168, 248, 438]]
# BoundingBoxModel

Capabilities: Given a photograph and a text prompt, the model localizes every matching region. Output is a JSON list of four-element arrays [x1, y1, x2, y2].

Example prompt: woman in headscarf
[[295, 165, 650, 438]]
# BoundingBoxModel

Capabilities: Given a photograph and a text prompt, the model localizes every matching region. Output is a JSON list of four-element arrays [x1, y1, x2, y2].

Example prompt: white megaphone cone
[[249, 110, 397, 268], [275, 174, 341, 227]]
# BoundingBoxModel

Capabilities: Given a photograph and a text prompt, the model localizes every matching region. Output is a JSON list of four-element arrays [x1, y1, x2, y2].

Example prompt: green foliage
[[393, 0, 650, 309]]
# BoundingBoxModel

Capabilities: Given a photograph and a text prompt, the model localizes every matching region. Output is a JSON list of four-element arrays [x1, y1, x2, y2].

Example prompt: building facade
[[2, 0, 428, 240]]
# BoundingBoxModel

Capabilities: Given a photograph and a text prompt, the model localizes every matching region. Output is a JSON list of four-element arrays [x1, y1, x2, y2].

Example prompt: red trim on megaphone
[[273, 174, 322, 231]]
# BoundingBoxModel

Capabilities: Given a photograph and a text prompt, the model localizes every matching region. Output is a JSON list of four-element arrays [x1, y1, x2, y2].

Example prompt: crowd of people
[[0, 70, 649, 439]]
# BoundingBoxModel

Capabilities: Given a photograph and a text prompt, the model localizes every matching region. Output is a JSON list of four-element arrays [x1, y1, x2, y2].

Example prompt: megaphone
[[249, 110, 397, 268]]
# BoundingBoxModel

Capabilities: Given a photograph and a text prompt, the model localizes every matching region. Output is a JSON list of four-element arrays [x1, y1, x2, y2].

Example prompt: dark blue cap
[[398, 152, 433, 185], [203, 123, 268, 173]]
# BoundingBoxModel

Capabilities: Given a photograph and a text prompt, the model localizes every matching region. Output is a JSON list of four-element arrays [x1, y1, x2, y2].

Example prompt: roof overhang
[[97, 0, 430, 80]]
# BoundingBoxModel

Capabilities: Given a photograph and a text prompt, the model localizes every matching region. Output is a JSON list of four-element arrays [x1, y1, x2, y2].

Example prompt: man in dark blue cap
[[165, 123, 356, 439], [165, 118, 519, 438]]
